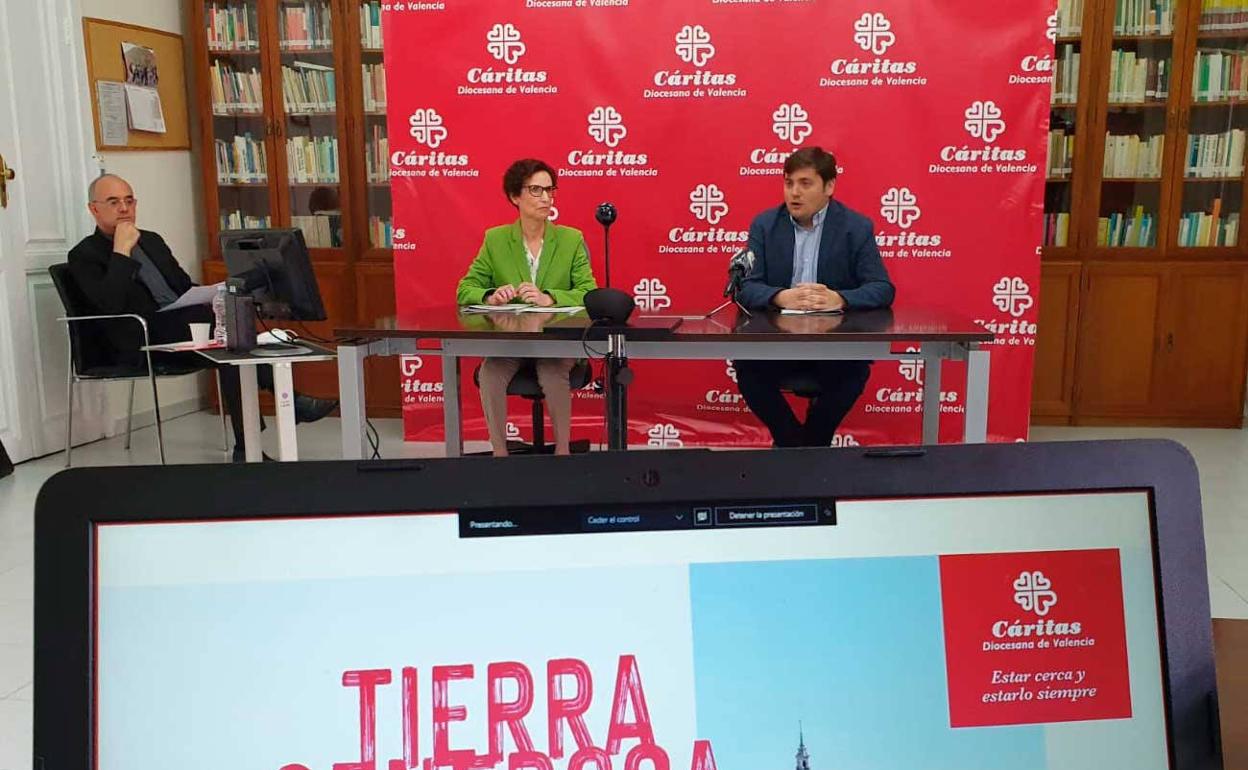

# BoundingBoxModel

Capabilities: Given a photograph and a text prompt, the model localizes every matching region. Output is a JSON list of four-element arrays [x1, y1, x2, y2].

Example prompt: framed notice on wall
[[82, 17, 189, 151]]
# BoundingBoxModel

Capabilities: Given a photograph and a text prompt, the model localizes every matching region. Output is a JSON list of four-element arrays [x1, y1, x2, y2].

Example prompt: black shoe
[[294, 394, 338, 423]]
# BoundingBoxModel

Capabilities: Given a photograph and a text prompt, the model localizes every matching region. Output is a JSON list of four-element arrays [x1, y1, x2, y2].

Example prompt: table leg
[[442, 353, 462, 457], [964, 345, 990, 444], [240, 365, 262, 462], [273, 362, 297, 461], [921, 349, 943, 445], [338, 343, 368, 460], [606, 333, 629, 451]]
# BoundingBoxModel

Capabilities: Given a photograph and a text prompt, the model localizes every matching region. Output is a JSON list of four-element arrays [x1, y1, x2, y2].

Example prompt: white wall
[[78, 0, 209, 432]]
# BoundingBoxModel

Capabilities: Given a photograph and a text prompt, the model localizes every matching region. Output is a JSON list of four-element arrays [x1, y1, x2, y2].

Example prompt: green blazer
[[456, 221, 598, 306]]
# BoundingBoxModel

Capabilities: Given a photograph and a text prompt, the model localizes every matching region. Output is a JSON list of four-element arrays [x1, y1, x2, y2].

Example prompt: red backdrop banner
[[387, 0, 1052, 446]]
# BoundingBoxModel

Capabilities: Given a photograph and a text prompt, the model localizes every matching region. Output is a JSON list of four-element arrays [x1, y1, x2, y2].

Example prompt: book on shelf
[[1056, 0, 1084, 36], [1199, 0, 1248, 32], [369, 216, 393, 248], [366, 124, 389, 183], [220, 211, 272, 231], [1185, 128, 1246, 177], [1047, 129, 1075, 177], [1179, 199, 1240, 245], [1108, 49, 1168, 103], [1103, 133, 1164, 178], [279, 1, 333, 49], [209, 61, 263, 113], [214, 133, 268, 184], [205, 1, 260, 50], [1043, 212, 1071, 247], [362, 63, 387, 112], [282, 61, 337, 112], [293, 213, 343, 248], [1098, 206, 1157, 247], [1192, 48, 1248, 101], [286, 136, 340, 184], [1051, 45, 1080, 103], [1113, 0, 1174, 35], [360, 1, 384, 48]]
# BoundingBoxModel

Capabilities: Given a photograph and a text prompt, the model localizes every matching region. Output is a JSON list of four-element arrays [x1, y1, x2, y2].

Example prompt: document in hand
[[780, 308, 845, 315], [158, 283, 224, 313]]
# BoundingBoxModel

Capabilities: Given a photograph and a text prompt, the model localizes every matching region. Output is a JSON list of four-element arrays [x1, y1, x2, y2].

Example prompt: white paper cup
[[189, 323, 211, 343]]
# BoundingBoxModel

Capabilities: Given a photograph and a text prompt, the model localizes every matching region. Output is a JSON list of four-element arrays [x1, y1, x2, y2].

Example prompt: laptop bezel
[[32, 439, 1221, 769]]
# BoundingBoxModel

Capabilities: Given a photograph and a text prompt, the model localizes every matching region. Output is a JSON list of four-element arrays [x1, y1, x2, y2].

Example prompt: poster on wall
[[386, 0, 1052, 446]]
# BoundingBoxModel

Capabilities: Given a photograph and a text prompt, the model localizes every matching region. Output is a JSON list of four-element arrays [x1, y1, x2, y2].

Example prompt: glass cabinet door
[[205, 0, 274, 233], [1177, 0, 1248, 248], [1046, 0, 1086, 248], [360, 1, 391, 250], [1096, 0, 1175, 248], [276, 0, 345, 249]]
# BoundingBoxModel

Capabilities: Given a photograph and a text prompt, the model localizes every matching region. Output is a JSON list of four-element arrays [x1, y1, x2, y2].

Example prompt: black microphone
[[595, 202, 618, 287], [595, 202, 618, 227], [723, 248, 754, 297], [729, 247, 754, 272]]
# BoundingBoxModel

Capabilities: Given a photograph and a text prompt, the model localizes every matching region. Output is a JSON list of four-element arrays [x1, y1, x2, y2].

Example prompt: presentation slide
[[95, 492, 1170, 770]]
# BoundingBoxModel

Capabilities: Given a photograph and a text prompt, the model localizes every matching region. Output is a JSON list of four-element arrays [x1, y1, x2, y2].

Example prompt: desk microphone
[[595, 202, 617, 287], [723, 248, 754, 297], [595, 202, 618, 227]]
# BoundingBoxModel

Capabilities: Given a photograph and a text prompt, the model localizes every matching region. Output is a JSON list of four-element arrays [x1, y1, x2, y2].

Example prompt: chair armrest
[[57, 313, 151, 346]]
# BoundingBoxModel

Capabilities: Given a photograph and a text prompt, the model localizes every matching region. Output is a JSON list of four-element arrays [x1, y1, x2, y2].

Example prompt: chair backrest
[[48, 263, 123, 375]]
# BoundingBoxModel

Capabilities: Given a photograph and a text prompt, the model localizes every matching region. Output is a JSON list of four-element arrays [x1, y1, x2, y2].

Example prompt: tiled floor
[[0, 415, 1246, 770]]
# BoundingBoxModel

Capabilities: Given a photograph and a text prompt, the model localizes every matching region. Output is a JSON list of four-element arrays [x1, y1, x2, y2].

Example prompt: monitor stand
[[252, 343, 309, 357]]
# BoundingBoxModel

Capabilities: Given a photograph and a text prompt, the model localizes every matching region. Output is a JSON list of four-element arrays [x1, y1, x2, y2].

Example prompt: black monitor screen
[[221, 228, 326, 321]]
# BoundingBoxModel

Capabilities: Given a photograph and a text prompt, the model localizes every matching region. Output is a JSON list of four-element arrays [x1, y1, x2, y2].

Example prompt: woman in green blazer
[[456, 158, 599, 456]]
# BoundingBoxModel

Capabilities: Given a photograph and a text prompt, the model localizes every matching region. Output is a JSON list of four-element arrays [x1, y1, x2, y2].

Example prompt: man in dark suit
[[68, 174, 335, 461], [736, 147, 895, 447]]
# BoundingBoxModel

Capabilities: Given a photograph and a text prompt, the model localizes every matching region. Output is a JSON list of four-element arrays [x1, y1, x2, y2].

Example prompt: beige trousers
[[478, 357, 575, 455]]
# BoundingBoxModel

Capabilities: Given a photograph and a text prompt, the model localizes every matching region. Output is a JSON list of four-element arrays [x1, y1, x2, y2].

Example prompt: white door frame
[[0, 0, 107, 462]]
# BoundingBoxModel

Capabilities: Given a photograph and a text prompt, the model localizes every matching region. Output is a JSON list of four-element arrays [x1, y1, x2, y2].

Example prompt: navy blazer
[[739, 200, 895, 311]]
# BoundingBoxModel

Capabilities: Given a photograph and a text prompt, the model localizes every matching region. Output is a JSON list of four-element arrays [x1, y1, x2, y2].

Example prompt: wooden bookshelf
[[192, 0, 366, 405], [1035, 0, 1248, 428]]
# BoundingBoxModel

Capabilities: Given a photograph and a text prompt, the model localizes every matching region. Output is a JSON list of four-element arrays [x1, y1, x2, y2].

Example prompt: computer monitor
[[220, 228, 326, 321], [33, 441, 1222, 769]]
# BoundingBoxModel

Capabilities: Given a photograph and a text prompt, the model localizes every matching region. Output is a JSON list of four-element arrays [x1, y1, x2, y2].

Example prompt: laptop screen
[[94, 490, 1170, 770]]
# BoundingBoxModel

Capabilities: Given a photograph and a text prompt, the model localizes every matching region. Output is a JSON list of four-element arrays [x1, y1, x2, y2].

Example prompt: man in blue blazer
[[736, 146, 895, 447]]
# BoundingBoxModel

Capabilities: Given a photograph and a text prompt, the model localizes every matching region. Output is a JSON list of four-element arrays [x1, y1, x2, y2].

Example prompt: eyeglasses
[[524, 185, 557, 198], [93, 196, 138, 209]]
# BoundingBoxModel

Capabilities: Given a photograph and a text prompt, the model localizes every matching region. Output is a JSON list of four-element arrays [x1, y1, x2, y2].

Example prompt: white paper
[[780, 308, 845, 315], [124, 83, 166, 133], [518, 305, 584, 314], [97, 81, 129, 146], [462, 304, 583, 314], [158, 283, 222, 313]]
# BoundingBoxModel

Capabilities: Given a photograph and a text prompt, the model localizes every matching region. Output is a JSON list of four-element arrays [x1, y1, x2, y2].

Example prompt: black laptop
[[33, 440, 1222, 769]]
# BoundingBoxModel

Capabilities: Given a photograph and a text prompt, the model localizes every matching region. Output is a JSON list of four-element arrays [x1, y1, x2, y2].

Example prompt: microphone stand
[[593, 202, 628, 448], [706, 264, 752, 318]]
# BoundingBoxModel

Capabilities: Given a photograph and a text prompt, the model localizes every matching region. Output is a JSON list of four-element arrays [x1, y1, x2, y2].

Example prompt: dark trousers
[[145, 305, 272, 446], [735, 359, 871, 447]]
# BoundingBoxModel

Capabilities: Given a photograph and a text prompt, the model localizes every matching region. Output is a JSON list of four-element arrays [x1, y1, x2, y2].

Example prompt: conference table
[[334, 306, 994, 458]]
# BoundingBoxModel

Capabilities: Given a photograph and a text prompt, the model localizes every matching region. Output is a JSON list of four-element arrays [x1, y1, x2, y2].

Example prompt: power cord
[[365, 418, 381, 459], [294, 319, 334, 344]]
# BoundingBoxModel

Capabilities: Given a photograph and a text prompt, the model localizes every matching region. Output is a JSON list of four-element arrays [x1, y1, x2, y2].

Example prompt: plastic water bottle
[[212, 284, 227, 344]]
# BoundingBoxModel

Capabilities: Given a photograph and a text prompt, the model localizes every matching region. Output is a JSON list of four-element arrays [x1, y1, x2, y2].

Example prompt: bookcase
[[1036, 0, 1248, 427], [192, 0, 402, 414]]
